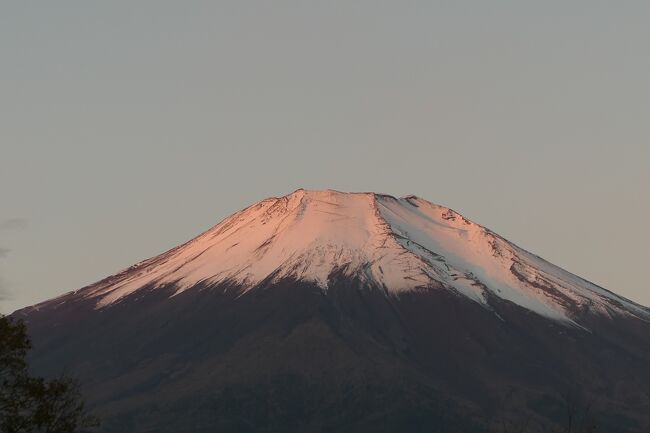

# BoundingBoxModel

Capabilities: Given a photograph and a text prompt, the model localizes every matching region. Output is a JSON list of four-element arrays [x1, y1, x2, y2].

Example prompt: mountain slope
[[40, 189, 648, 326], [16, 189, 650, 433]]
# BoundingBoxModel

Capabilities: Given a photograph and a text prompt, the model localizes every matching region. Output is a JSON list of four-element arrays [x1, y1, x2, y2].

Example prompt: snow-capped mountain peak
[[63, 189, 647, 325]]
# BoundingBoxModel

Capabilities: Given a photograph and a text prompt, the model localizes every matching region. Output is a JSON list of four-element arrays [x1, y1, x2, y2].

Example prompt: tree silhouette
[[0, 315, 97, 433]]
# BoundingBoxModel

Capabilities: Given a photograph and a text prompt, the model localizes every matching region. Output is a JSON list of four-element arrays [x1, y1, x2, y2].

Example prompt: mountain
[[15, 189, 650, 433]]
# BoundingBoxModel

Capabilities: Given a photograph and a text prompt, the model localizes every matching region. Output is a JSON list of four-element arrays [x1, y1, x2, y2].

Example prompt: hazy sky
[[1, 1, 649, 313]]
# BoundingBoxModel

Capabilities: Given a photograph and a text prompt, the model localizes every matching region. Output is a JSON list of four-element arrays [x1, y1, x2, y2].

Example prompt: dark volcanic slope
[[14, 190, 650, 433], [19, 276, 650, 433]]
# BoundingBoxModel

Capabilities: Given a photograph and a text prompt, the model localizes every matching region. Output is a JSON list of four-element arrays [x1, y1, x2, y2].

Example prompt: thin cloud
[[0, 276, 10, 304], [0, 218, 25, 308], [0, 246, 12, 301], [0, 254, 10, 303], [0, 218, 28, 230]]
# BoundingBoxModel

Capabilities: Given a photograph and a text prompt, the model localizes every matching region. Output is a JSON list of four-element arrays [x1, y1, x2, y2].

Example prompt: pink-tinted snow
[[69, 189, 648, 325]]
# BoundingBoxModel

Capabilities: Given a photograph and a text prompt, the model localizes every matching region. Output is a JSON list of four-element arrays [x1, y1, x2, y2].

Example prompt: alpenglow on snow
[[47, 189, 649, 326]]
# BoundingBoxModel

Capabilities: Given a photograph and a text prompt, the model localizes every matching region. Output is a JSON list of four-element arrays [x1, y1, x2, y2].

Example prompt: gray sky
[[1, 1, 649, 313]]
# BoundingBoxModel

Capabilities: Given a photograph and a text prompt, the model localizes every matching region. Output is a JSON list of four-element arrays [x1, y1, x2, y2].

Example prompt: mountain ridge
[[31, 189, 649, 328], [15, 189, 650, 433]]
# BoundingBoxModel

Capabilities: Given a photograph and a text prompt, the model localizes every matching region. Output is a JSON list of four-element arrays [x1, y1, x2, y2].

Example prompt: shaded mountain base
[[103, 377, 479, 433], [18, 277, 650, 433]]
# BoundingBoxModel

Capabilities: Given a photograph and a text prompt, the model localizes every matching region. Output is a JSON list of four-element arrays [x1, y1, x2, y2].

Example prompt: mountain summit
[[17, 190, 650, 433], [50, 189, 647, 326]]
